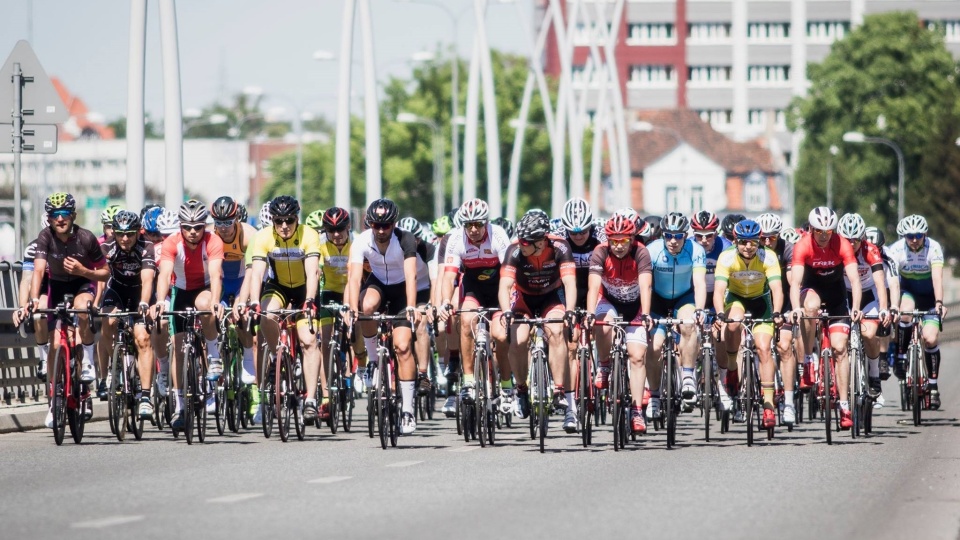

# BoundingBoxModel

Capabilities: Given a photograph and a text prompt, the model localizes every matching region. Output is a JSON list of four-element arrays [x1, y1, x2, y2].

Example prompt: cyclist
[[305, 209, 325, 233], [720, 213, 745, 244], [585, 215, 653, 434], [756, 212, 800, 424], [437, 199, 513, 414], [713, 219, 784, 429], [247, 196, 323, 421], [498, 211, 579, 432], [865, 225, 900, 390], [431, 213, 463, 415], [14, 192, 109, 426], [888, 214, 948, 409], [345, 199, 424, 435], [492, 216, 515, 240], [645, 212, 707, 418], [98, 204, 122, 244], [97, 210, 157, 418], [152, 199, 226, 430], [790, 206, 862, 430], [19, 215, 52, 380], [837, 213, 891, 400], [397, 216, 437, 397], [559, 197, 605, 309]]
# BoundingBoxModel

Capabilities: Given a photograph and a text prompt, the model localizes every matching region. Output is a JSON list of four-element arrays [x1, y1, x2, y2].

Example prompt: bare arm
[[844, 263, 861, 312], [498, 276, 515, 313], [561, 274, 577, 312], [692, 271, 707, 310], [304, 256, 319, 300], [586, 274, 601, 314], [713, 280, 728, 315]]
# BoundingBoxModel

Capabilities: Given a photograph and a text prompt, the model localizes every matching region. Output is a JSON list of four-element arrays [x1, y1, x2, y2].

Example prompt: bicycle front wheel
[[277, 351, 292, 442], [108, 345, 125, 441], [50, 346, 67, 446], [128, 359, 144, 441], [611, 349, 626, 451], [911, 344, 922, 426], [823, 352, 833, 445], [701, 345, 714, 442], [577, 346, 592, 447], [744, 350, 755, 447]]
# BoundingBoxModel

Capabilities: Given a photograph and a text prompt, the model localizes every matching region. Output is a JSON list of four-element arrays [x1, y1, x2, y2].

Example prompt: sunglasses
[[371, 223, 393, 230], [737, 239, 759, 247], [609, 237, 632, 247], [181, 224, 205, 232], [906, 233, 925, 241], [760, 234, 778, 240], [568, 229, 589, 236], [813, 229, 833, 235], [464, 221, 486, 230], [274, 217, 297, 226], [693, 233, 715, 241], [214, 219, 235, 228], [325, 226, 348, 234], [48, 210, 73, 219], [519, 238, 542, 247], [663, 232, 685, 241], [116, 231, 138, 238]]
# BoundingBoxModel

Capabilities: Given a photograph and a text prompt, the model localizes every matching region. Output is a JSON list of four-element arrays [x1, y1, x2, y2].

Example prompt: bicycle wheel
[[152, 377, 165, 431], [536, 353, 549, 454], [744, 350, 754, 447], [611, 349, 625, 451], [910, 344, 922, 426], [665, 349, 677, 449], [377, 352, 389, 449], [50, 346, 67, 445], [195, 341, 209, 443], [823, 351, 833, 445], [261, 356, 275, 439], [225, 349, 238, 433], [850, 329, 862, 439], [182, 341, 196, 445], [577, 346, 592, 448], [129, 360, 144, 441], [108, 345, 125, 441], [277, 351, 292, 442], [237, 385, 249, 431], [701, 345, 714, 442], [476, 347, 488, 448], [342, 379, 354, 432], [215, 377, 226, 436], [327, 354, 341, 434]]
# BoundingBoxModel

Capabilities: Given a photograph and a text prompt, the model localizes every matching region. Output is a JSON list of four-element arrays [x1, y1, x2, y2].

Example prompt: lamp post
[[826, 144, 838, 208], [398, 112, 445, 218], [842, 131, 905, 222]]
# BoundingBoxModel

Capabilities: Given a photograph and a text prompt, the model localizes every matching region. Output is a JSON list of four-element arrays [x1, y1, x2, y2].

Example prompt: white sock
[[785, 390, 794, 405], [82, 343, 95, 366], [400, 380, 415, 415], [868, 356, 880, 378], [840, 400, 849, 411], [364, 335, 378, 360], [565, 391, 577, 415], [929, 378, 938, 385], [241, 347, 256, 384], [719, 367, 728, 382], [38, 343, 50, 364], [206, 339, 220, 359], [176, 389, 184, 413]]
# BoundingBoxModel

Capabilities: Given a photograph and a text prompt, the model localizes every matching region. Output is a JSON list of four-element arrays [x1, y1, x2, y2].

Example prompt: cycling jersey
[[563, 227, 606, 306], [218, 223, 252, 281], [646, 238, 706, 299], [714, 246, 781, 299], [414, 240, 436, 292], [588, 241, 652, 304], [443, 224, 511, 284], [500, 236, 576, 295], [101, 238, 156, 289], [349, 228, 418, 286], [791, 233, 857, 289], [34, 225, 106, 282], [843, 240, 884, 292], [250, 225, 321, 288], [887, 237, 944, 297], [318, 234, 351, 294], [161, 231, 225, 291], [769, 237, 795, 313], [702, 240, 726, 293], [22, 240, 37, 272]]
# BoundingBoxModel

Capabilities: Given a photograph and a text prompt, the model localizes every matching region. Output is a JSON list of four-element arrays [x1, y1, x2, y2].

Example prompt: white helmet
[[837, 213, 866, 240], [259, 202, 273, 229], [897, 214, 928, 236], [157, 209, 180, 235], [780, 227, 801, 244], [756, 212, 783, 235], [457, 198, 490, 223], [808, 206, 838, 231], [561, 197, 593, 233], [614, 207, 639, 224]]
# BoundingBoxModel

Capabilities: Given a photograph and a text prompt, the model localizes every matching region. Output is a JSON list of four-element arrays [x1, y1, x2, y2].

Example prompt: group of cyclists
[[13, 188, 949, 446]]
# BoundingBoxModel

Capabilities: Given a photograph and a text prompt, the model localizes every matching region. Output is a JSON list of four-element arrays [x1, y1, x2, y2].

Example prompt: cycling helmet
[[269, 195, 300, 218], [140, 203, 161, 220], [807, 206, 838, 231], [178, 199, 209, 224], [690, 210, 720, 232], [516, 212, 550, 242], [614, 207, 639, 225], [142, 207, 163, 234], [237, 204, 248, 224], [561, 197, 593, 233], [780, 227, 801, 244], [525, 208, 549, 222], [397, 216, 423, 239], [210, 196, 239, 220], [366, 198, 399, 225], [864, 226, 885, 248], [720, 213, 746, 238], [44, 192, 77, 214], [99, 204, 121, 224], [756, 212, 783, 236], [660, 212, 690, 234], [492, 216, 515, 239], [733, 219, 762, 240], [457, 198, 490, 223], [897, 214, 928, 236], [112, 210, 141, 233], [837, 213, 866, 240], [157, 209, 180, 235], [321, 207, 350, 230], [604, 214, 637, 237], [305, 209, 324, 231], [549, 218, 564, 236], [642, 215, 662, 241], [258, 203, 272, 228], [432, 215, 453, 236]]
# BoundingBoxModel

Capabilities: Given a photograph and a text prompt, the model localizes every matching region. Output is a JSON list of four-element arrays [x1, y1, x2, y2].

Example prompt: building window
[[806, 21, 850, 42], [665, 186, 679, 214], [691, 186, 704, 215], [697, 109, 733, 130], [573, 22, 613, 46], [747, 65, 790, 86], [744, 172, 768, 212], [626, 23, 676, 45], [688, 65, 732, 86], [628, 65, 676, 87], [927, 20, 960, 43], [747, 22, 790, 42], [688, 23, 731, 43], [748, 109, 787, 130]]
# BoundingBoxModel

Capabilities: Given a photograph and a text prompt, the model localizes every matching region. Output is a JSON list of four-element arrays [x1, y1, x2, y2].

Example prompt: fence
[[0, 261, 44, 406]]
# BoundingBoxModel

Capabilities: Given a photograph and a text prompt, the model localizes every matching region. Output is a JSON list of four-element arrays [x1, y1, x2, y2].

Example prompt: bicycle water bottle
[[476, 327, 489, 345]]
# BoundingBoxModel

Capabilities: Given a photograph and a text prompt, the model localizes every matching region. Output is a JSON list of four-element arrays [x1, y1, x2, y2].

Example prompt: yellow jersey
[[250, 225, 321, 288], [318, 235, 351, 294], [715, 246, 781, 298]]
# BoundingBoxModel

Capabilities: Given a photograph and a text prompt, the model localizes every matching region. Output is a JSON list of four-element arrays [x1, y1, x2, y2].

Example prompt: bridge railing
[[0, 261, 44, 406]]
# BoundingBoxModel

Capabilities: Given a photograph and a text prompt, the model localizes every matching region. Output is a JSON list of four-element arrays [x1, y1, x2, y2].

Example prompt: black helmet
[[865, 226, 886, 248], [721, 213, 746, 238], [269, 195, 300, 218], [366, 198, 399, 226], [112, 210, 141, 233], [641, 215, 662, 241], [492, 216, 515, 238], [237, 204, 248, 223], [516, 211, 550, 241], [210, 196, 239, 220], [323, 207, 351, 229]]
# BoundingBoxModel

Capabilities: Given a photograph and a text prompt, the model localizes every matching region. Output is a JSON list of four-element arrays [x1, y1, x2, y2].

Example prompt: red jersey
[[160, 231, 224, 291], [845, 240, 884, 291], [588, 241, 652, 304], [791, 232, 856, 288]]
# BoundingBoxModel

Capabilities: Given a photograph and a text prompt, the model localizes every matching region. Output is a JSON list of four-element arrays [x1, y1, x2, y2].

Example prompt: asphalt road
[[3, 345, 960, 540]]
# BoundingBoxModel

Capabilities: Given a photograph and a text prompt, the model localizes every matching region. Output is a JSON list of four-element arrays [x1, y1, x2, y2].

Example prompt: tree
[[107, 113, 161, 139], [788, 11, 960, 254]]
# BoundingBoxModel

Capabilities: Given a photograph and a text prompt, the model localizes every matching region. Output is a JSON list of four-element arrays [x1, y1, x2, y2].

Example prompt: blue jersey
[[647, 238, 706, 299], [703, 239, 727, 293]]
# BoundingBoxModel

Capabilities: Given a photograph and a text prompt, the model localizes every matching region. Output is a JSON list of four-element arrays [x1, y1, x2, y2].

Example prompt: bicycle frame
[[651, 317, 695, 449], [510, 317, 566, 454], [595, 317, 646, 451], [897, 309, 939, 426]]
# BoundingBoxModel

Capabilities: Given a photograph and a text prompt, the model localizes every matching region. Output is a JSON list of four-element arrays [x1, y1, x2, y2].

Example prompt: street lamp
[[826, 144, 838, 208], [398, 112, 445, 218], [842, 131, 906, 222]]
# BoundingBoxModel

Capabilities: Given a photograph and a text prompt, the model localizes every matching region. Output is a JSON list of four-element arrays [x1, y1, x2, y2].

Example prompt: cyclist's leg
[[677, 301, 699, 403], [413, 293, 432, 384], [194, 290, 221, 374], [458, 296, 480, 380], [491, 311, 512, 385], [298, 320, 321, 401], [593, 303, 616, 387], [627, 328, 648, 409], [134, 322, 154, 396], [73, 288, 97, 368], [830, 326, 851, 403], [258, 287, 287, 359], [99, 304, 119, 375], [543, 303, 571, 406]]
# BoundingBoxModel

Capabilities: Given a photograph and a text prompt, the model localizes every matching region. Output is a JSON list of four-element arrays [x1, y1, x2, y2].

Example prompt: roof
[[52, 77, 115, 141], [628, 109, 775, 175]]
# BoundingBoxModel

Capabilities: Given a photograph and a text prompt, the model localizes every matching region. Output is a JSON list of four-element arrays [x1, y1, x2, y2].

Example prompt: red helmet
[[322, 207, 351, 229], [604, 214, 637, 237], [691, 210, 720, 232]]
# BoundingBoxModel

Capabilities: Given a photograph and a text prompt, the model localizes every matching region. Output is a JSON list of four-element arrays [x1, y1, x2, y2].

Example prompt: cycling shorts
[[724, 291, 773, 337], [45, 278, 97, 330], [800, 285, 849, 334], [595, 298, 647, 345], [361, 276, 430, 329], [317, 290, 344, 326], [171, 286, 209, 333], [902, 291, 940, 328], [101, 284, 148, 324], [510, 288, 564, 318], [650, 288, 696, 338]]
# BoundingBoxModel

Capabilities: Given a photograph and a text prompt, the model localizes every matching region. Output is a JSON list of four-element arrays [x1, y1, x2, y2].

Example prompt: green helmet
[[432, 215, 453, 236], [100, 204, 122, 224], [305, 209, 324, 231]]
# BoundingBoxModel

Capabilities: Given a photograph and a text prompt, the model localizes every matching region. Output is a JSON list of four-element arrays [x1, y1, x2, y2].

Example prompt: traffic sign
[[4, 123, 57, 153], [0, 40, 69, 125]]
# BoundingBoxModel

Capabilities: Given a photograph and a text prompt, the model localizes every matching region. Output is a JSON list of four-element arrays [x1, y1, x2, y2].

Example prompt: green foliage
[[107, 113, 161, 139], [789, 11, 960, 254]]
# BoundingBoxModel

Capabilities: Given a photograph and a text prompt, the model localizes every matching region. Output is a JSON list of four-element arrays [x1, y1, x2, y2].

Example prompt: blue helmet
[[142, 206, 164, 234], [734, 219, 762, 240]]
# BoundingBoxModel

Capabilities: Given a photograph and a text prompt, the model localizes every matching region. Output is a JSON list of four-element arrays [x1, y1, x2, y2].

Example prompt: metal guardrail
[[0, 261, 44, 405]]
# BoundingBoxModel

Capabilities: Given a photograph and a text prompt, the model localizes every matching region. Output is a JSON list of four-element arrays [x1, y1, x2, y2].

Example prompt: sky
[[0, 0, 533, 124]]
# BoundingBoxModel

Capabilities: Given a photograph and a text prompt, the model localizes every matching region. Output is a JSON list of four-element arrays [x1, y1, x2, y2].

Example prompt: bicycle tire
[[745, 350, 754, 447], [129, 359, 144, 441], [702, 345, 713, 442], [215, 379, 226, 436], [196, 379, 208, 443], [51, 346, 67, 445], [109, 344, 125, 440], [911, 344, 922, 426], [476, 345, 488, 448], [850, 328, 862, 439], [611, 348, 625, 451], [377, 351, 389, 449], [153, 379, 165, 431], [278, 351, 291, 442], [237, 385, 248, 431], [823, 350, 833, 445], [261, 355, 275, 439], [577, 346, 592, 448], [225, 347, 238, 433], [342, 381, 354, 432], [536, 352, 549, 454], [183, 340, 196, 445], [328, 348, 341, 434], [665, 348, 677, 449]]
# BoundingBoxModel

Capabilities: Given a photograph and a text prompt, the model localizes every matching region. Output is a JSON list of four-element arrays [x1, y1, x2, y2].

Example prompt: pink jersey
[[160, 231, 224, 290]]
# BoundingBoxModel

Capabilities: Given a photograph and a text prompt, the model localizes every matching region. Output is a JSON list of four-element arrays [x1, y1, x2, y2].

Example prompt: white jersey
[[442, 224, 511, 281], [349, 228, 418, 286]]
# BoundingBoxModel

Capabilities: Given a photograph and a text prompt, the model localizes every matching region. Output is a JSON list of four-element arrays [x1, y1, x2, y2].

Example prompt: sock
[[565, 391, 577, 415], [463, 374, 475, 385], [650, 390, 660, 398], [719, 367, 729, 382], [785, 390, 794, 405], [682, 367, 694, 380], [840, 400, 849, 411], [924, 346, 940, 379], [241, 347, 256, 384], [868, 356, 880, 378], [897, 323, 911, 355], [176, 390, 184, 413], [38, 343, 50, 364], [929, 378, 938, 385], [400, 380, 415, 415], [82, 343, 95, 366], [761, 382, 774, 406], [364, 335, 377, 359], [206, 338, 220, 358], [501, 379, 514, 390]]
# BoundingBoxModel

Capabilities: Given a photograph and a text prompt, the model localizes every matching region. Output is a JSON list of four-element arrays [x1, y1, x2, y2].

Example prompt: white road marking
[[72, 516, 145, 529], [206, 493, 264, 504], [308, 476, 353, 484], [385, 460, 423, 468], [449, 446, 479, 453]]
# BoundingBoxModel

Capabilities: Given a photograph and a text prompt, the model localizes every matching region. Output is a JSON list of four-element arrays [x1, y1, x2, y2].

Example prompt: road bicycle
[[897, 309, 940, 427], [594, 317, 647, 451], [101, 310, 149, 442], [508, 316, 568, 454], [357, 312, 411, 449], [800, 310, 850, 445], [722, 314, 777, 446], [322, 302, 355, 434], [456, 307, 501, 447], [166, 309, 215, 444], [573, 309, 595, 448], [256, 308, 310, 442], [650, 316, 695, 449]]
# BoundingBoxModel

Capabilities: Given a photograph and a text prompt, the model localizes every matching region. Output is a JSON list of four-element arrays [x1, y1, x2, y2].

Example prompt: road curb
[[0, 400, 109, 433]]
